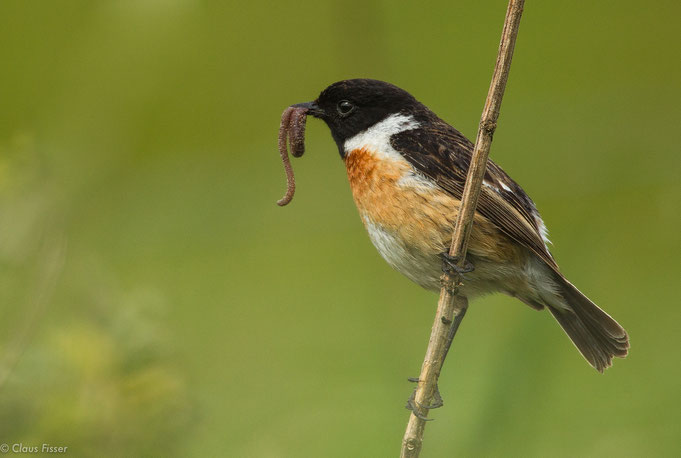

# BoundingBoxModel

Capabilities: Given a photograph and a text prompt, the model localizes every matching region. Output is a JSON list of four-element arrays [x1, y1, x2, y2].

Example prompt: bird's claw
[[405, 378, 444, 420], [440, 252, 475, 275]]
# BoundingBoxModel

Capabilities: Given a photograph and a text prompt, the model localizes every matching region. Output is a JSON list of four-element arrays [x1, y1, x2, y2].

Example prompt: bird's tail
[[547, 273, 629, 372]]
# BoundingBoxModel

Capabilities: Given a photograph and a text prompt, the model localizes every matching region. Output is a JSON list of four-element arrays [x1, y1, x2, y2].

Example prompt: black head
[[293, 79, 430, 157]]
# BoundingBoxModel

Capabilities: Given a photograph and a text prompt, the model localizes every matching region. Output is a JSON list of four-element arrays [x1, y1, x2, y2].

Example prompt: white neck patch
[[343, 113, 420, 161]]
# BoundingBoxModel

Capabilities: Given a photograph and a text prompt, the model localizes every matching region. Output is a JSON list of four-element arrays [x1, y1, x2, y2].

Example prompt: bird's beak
[[291, 101, 323, 118]]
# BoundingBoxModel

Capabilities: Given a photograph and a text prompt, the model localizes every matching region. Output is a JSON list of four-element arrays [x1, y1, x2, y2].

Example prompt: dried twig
[[400, 1, 525, 456]]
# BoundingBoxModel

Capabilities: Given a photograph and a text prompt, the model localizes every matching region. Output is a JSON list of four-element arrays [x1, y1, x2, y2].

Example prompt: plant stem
[[400, 1, 525, 456]]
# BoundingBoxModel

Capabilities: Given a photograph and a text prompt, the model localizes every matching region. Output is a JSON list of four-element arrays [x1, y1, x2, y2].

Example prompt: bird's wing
[[391, 122, 558, 270]]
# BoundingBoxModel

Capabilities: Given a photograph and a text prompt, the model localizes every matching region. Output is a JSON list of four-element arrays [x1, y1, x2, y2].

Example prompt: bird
[[292, 78, 629, 372]]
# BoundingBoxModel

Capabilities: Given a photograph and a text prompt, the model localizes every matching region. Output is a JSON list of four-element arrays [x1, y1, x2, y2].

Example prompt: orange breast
[[345, 147, 456, 257], [344, 147, 521, 265], [344, 147, 415, 223]]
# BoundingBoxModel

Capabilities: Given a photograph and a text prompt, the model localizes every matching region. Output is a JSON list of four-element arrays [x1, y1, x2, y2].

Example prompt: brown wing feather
[[391, 119, 558, 270]]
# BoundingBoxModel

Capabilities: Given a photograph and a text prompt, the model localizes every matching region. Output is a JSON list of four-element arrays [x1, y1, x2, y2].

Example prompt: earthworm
[[276, 105, 308, 206]]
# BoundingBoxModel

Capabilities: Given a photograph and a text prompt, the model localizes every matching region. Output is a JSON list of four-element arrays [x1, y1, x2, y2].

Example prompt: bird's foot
[[405, 377, 444, 421], [440, 252, 475, 275]]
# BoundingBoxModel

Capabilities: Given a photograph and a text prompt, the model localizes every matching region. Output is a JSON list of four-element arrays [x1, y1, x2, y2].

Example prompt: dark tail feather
[[548, 274, 629, 372]]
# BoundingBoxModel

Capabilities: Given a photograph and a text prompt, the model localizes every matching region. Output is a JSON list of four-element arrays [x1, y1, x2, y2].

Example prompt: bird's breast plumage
[[344, 145, 525, 295], [344, 145, 451, 289]]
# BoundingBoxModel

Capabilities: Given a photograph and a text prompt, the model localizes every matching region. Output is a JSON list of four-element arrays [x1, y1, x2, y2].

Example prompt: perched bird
[[293, 78, 628, 371]]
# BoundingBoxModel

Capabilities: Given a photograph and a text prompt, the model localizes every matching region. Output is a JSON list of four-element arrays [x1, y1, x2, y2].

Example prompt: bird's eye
[[337, 100, 355, 116]]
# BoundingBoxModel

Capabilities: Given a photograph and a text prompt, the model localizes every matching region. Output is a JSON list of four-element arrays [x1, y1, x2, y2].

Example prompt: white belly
[[364, 218, 443, 291], [363, 216, 519, 298]]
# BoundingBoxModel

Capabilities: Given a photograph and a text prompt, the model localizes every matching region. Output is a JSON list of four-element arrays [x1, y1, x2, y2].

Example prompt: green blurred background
[[0, 1, 679, 456]]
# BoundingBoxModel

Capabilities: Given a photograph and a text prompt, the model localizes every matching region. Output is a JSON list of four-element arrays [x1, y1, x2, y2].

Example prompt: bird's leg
[[440, 252, 475, 275], [405, 305, 468, 420]]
